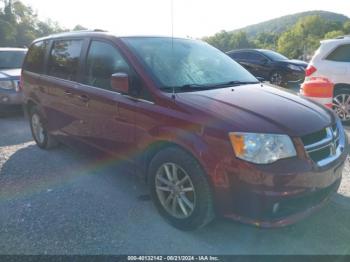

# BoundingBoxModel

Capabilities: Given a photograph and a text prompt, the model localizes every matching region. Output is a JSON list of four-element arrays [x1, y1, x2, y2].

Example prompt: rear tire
[[333, 87, 350, 125], [149, 147, 215, 231], [29, 106, 58, 149]]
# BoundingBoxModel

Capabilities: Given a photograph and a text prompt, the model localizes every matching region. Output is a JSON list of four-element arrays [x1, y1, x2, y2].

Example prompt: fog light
[[273, 203, 280, 214], [1, 96, 9, 103]]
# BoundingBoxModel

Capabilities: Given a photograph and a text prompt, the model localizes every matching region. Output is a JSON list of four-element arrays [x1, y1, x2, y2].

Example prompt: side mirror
[[111, 73, 129, 94]]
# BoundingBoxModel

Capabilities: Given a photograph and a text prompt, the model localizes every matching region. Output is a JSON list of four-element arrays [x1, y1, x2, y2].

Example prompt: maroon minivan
[[22, 31, 348, 230]]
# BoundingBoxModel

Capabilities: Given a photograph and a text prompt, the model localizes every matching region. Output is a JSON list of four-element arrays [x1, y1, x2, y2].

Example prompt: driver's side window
[[84, 40, 129, 90]]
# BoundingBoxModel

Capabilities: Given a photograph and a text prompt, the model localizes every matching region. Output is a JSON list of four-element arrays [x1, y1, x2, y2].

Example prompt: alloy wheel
[[31, 113, 45, 144], [155, 163, 196, 219], [270, 72, 283, 86], [333, 94, 350, 122]]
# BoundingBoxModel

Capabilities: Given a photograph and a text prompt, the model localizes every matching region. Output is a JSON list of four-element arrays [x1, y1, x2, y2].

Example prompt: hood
[[177, 84, 334, 137], [0, 69, 21, 80], [280, 59, 308, 68]]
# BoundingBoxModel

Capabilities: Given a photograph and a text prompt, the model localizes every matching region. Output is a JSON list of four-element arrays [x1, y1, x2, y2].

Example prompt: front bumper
[[0, 89, 23, 112], [213, 140, 348, 228], [285, 70, 305, 83]]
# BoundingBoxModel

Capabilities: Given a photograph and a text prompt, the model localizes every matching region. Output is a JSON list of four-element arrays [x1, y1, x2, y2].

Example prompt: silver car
[[0, 48, 27, 114]]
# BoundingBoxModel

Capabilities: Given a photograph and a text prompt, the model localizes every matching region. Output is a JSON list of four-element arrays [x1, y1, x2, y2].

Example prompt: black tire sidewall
[[149, 147, 214, 230]]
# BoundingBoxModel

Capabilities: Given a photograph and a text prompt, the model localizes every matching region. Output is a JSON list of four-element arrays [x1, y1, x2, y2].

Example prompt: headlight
[[229, 132, 297, 164], [287, 64, 303, 71], [0, 80, 15, 90]]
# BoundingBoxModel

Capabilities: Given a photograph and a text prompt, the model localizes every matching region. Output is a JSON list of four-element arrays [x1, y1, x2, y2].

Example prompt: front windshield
[[0, 51, 27, 69], [122, 37, 258, 91], [260, 50, 288, 61]]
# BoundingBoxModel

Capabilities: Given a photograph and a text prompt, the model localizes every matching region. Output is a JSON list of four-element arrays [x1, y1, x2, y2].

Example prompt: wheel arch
[[333, 83, 350, 96], [24, 99, 38, 117], [140, 137, 209, 184]]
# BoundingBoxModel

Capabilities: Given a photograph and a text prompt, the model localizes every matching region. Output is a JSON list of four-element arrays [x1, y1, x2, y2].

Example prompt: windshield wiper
[[211, 80, 260, 87], [161, 84, 213, 93], [161, 81, 260, 93]]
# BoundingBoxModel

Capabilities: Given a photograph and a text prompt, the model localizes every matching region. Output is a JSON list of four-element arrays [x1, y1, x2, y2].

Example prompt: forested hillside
[[203, 11, 350, 59]]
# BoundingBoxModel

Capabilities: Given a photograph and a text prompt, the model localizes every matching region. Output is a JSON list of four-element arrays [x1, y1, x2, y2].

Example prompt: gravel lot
[[0, 113, 350, 255]]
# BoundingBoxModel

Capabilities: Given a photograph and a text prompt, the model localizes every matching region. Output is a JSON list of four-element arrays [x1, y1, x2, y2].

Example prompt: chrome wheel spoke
[[334, 94, 350, 121], [345, 95, 350, 105], [180, 194, 194, 211], [178, 176, 189, 186], [32, 114, 45, 144], [171, 196, 178, 214], [156, 176, 173, 187], [155, 162, 196, 219], [171, 163, 179, 183], [177, 197, 188, 216], [156, 186, 172, 192], [182, 187, 194, 192], [163, 164, 173, 182], [165, 193, 174, 206]]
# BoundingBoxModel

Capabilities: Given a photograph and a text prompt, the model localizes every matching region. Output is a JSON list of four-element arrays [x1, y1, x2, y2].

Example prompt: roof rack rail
[[335, 35, 350, 39], [93, 29, 107, 32]]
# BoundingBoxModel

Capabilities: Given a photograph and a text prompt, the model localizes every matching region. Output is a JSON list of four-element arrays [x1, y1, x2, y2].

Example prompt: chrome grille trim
[[302, 121, 345, 167]]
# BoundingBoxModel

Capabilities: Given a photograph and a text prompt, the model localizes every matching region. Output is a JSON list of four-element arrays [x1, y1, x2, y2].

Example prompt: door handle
[[78, 94, 90, 103], [64, 90, 73, 96]]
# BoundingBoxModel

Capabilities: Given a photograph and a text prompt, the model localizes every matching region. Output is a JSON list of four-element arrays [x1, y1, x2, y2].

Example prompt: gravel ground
[[0, 113, 350, 255]]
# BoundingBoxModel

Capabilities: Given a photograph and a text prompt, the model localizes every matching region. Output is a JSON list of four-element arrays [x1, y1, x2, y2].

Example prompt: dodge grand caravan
[[22, 31, 348, 230]]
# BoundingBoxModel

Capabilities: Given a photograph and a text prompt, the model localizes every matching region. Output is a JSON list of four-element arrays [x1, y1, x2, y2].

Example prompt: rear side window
[[229, 52, 248, 59], [83, 40, 129, 90], [247, 52, 265, 61], [24, 41, 47, 73], [48, 39, 83, 81], [326, 44, 350, 62]]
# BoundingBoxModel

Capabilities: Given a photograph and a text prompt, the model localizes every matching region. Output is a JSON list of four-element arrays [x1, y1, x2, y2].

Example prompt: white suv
[[301, 36, 350, 123]]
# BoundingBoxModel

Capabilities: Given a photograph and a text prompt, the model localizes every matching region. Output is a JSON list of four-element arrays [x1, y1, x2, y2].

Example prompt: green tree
[[343, 21, 350, 34], [203, 30, 254, 52], [73, 24, 88, 31], [0, 0, 85, 47], [324, 30, 345, 39], [277, 15, 346, 59], [253, 32, 279, 50]]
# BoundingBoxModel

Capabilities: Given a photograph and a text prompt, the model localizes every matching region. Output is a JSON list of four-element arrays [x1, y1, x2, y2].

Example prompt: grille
[[301, 124, 342, 166]]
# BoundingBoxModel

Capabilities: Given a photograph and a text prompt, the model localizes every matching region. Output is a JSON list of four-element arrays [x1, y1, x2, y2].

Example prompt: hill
[[232, 10, 350, 37]]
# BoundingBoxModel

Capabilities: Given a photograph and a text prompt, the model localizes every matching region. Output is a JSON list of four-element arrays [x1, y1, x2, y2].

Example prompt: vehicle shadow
[[0, 112, 32, 147], [0, 144, 350, 255]]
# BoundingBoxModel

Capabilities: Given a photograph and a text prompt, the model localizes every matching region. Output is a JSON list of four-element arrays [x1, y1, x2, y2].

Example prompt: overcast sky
[[21, 0, 350, 38]]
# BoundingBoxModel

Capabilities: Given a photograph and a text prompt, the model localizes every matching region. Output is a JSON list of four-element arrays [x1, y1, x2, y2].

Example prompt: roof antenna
[[170, 0, 176, 100]]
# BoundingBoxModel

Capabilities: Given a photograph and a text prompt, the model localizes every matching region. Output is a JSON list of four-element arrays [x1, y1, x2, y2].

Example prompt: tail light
[[305, 65, 317, 77], [18, 74, 23, 92]]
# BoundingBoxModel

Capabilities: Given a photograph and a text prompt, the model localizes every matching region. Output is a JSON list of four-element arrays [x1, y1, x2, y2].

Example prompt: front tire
[[149, 147, 214, 231], [270, 71, 285, 87], [29, 106, 58, 149], [333, 88, 350, 125]]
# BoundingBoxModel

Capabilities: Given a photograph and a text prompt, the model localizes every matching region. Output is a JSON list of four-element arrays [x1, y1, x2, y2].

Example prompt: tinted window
[[229, 52, 250, 60], [84, 40, 129, 90], [259, 50, 288, 61], [247, 52, 266, 61], [24, 42, 47, 73], [1, 50, 27, 70], [326, 44, 350, 62], [48, 40, 83, 81]]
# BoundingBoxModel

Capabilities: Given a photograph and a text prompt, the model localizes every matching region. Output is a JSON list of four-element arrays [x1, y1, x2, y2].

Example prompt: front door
[[73, 40, 136, 158]]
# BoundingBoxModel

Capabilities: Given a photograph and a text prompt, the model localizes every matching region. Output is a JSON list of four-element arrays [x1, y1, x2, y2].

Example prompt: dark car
[[227, 49, 307, 87], [22, 31, 348, 230], [0, 48, 27, 114]]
